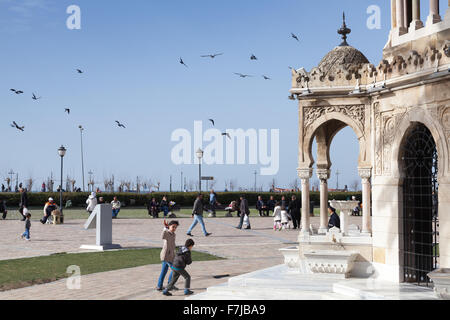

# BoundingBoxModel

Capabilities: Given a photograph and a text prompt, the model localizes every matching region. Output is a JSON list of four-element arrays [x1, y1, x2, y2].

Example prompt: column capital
[[316, 169, 331, 181], [297, 168, 313, 180], [358, 168, 372, 180]]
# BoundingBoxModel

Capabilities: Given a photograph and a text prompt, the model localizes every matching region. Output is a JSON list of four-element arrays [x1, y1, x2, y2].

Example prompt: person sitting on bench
[[41, 198, 59, 224]]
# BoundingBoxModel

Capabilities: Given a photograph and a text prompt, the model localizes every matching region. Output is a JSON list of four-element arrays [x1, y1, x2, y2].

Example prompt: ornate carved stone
[[303, 105, 365, 135], [316, 169, 331, 181], [297, 168, 313, 180], [358, 168, 372, 181]]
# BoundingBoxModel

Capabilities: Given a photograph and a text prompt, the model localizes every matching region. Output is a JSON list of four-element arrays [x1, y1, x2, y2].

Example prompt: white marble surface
[[187, 264, 438, 300]]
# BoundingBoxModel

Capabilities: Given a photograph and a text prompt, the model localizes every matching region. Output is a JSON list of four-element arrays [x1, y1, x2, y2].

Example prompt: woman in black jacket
[[328, 206, 340, 229]]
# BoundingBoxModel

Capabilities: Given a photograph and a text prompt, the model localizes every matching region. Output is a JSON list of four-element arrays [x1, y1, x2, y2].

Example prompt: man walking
[[289, 195, 301, 230], [19, 187, 28, 221], [236, 195, 251, 230], [187, 194, 212, 237]]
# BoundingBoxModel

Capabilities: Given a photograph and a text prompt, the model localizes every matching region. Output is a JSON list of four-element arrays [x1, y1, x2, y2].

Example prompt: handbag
[[243, 215, 250, 226]]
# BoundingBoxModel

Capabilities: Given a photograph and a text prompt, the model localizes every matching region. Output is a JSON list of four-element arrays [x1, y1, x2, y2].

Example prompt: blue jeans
[[112, 209, 120, 218], [187, 215, 208, 236], [157, 261, 173, 289], [162, 206, 169, 217], [22, 228, 30, 239]]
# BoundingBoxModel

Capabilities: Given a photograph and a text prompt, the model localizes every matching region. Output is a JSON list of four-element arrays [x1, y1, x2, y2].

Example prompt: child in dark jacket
[[163, 239, 195, 296]]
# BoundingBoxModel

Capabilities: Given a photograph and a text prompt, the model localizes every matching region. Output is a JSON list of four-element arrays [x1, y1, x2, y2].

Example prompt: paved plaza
[[0, 215, 364, 300]]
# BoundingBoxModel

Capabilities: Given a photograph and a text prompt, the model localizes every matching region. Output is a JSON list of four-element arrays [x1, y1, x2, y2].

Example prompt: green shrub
[[0, 191, 362, 208]]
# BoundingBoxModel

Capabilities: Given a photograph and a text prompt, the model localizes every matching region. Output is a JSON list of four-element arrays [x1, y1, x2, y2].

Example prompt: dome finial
[[338, 11, 351, 46]]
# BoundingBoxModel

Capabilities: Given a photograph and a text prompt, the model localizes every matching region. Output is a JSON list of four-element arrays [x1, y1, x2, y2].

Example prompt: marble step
[[332, 280, 437, 300]]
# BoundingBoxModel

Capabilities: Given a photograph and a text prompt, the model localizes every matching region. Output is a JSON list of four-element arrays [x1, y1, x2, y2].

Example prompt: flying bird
[[222, 132, 231, 140], [234, 73, 253, 78], [65, 108, 70, 114], [208, 119, 215, 126], [115, 121, 126, 128], [262, 75, 271, 80], [250, 54, 258, 61], [10, 89, 24, 94], [76, 69, 83, 74], [32, 93, 41, 100], [11, 121, 24, 132], [201, 53, 224, 59], [179, 57, 188, 68], [291, 33, 300, 42]]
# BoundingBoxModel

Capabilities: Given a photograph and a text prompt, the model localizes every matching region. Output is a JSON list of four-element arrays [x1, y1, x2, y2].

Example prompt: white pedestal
[[81, 204, 121, 251]]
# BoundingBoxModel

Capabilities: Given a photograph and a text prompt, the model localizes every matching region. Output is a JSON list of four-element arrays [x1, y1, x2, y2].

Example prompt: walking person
[[162, 239, 195, 297], [272, 202, 282, 231], [328, 206, 340, 229], [157, 220, 178, 291], [236, 195, 251, 230], [111, 196, 121, 219], [20, 210, 31, 241], [208, 190, 218, 218], [289, 195, 301, 230], [86, 192, 97, 214], [0, 200, 8, 220], [187, 194, 212, 237], [19, 187, 28, 221]]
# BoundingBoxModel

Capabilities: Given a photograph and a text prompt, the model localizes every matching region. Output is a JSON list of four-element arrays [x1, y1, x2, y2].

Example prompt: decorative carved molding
[[297, 168, 313, 180], [316, 169, 331, 181], [358, 168, 372, 180], [303, 105, 365, 135]]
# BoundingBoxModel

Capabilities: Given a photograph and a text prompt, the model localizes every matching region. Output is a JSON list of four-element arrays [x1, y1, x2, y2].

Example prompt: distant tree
[[26, 177, 34, 192], [351, 180, 360, 192]]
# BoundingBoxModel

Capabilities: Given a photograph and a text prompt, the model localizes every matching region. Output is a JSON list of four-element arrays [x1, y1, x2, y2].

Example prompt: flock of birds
[[9, 68, 128, 132], [9, 32, 302, 134], [179, 32, 301, 80]]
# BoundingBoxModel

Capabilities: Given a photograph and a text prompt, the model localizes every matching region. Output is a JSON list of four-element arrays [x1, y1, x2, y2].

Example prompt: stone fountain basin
[[428, 269, 450, 300], [304, 250, 359, 279]]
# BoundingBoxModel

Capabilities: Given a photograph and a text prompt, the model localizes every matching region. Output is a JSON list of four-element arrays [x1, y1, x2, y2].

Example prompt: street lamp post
[[58, 146, 67, 223], [196, 148, 204, 193], [79, 125, 85, 192]]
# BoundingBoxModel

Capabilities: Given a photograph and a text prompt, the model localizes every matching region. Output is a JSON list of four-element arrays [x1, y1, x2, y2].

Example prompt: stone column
[[359, 168, 372, 235], [446, 0, 450, 19], [392, 0, 397, 29], [298, 168, 313, 235], [317, 169, 330, 235], [410, 0, 424, 30], [427, 0, 441, 24], [396, 0, 407, 34]]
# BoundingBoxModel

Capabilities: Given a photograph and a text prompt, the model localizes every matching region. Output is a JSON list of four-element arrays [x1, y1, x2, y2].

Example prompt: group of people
[[146, 196, 175, 219]]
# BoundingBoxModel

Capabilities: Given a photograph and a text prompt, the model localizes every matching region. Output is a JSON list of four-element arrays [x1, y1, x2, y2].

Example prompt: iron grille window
[[402, 124, 439, 286]]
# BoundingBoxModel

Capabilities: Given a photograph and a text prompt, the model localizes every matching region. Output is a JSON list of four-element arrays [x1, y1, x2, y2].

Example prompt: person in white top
[[280, 204, 291, 230], [86, 192, 97, 214], [272, 202, 282, 231], [111, 196, 121, 219]]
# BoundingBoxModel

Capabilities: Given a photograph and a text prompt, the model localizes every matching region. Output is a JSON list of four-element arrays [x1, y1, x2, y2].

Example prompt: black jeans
[[258, 209, 269, 216], [167, 269, 191, 290], [1, 211, 6, 220], [291, 211, 301, 229]]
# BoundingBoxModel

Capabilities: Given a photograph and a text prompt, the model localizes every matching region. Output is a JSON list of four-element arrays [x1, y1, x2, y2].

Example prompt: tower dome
[[317, 13, 370, 76]]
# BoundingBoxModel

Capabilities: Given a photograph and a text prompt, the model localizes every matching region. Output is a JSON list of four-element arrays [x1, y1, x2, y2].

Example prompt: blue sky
[[0, 0, 447, 192]]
